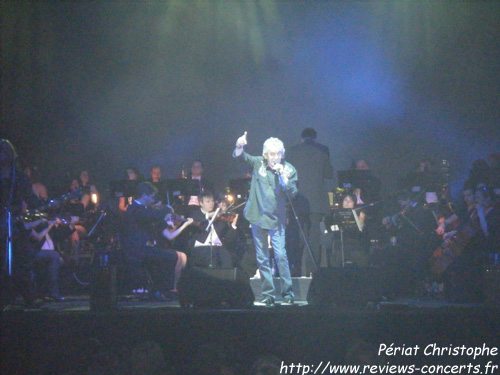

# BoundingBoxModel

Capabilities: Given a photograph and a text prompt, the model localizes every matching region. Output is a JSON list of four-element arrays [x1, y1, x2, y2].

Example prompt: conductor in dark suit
[[286, 128, 334, 275]]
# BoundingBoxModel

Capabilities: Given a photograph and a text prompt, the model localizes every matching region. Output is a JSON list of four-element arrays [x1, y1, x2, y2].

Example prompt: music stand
[[109, 179, 138, 200], [326, 208, 363, 267], [205, 208, 220, 268], [109, 180, 125, 198], [162, 179, 198, 206]]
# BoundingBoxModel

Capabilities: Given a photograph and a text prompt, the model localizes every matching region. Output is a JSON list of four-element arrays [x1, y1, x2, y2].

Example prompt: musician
[[233, 132, 298, 307], [351, 159, 381, 205], [217, 197, 247, 268], [187, 191, 235, 268], [149, 165, 162, 184], [399, 159, 439, 196], [381, 189, 440, 297], [118, 166, 143, 212], [122, 182, 186, 299], [286, 128, 334, 276], [439, 185, 499, 302], [436, 183, 476, 236], [23, 165, 48, 208], [161, 216, 190, 292], [329, 193, 369, 268], [79, 170, 98, 211], [23, 213, 66, 301], [468, 159, 491, 190], [185, 160, 214, 216], [64, 177, 88, 255]]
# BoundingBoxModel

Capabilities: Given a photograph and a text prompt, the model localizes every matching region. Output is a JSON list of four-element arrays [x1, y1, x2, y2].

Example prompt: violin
[[384, 200, 419, 229], [166, 214, 202, 227], [217, 212, 237, 223], [18, 210, 50, 222]]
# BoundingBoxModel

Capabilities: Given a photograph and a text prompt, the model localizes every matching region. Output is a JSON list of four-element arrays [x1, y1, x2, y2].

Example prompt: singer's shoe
[[280, 297, 295, 306], [254, 297, 275, 308], [44, 295, 65, 302]]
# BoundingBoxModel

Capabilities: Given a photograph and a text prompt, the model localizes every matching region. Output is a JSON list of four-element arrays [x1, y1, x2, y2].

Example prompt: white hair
[[262, 137, 285, 157]]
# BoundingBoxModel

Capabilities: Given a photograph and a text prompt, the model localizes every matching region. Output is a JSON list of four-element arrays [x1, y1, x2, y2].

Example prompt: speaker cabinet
[[177, 267, 254, 308], [307, 267, 389, 308]]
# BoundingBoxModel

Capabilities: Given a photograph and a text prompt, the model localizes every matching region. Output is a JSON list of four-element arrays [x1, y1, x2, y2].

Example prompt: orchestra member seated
[[118, 166, 143, 212], [217, 197, 246, 268], [64, 177, 88, 256], [185, 160, 214, 216], [22, 209, 66, 302], [381, 189, 440, 297], [329, 193, 369, 268], [187, 191, 237, 268], [23, 165, 48, 208], [121, 182, 186, 299], [436, 182, 476, 235], [162, 215, 191, 291], [399, 159, 439, 196], [351, 159, 381, 205], [439, 185, 499, 302], [79, 170, 98, 211]]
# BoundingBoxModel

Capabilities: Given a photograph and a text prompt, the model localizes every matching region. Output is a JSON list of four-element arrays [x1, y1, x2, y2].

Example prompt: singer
[[233, 132, 298, 307]]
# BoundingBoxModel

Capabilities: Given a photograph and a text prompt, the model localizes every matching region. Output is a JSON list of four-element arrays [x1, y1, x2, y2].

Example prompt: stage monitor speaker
[[177, 267, 254, 308], [307, 267, 389, 308]]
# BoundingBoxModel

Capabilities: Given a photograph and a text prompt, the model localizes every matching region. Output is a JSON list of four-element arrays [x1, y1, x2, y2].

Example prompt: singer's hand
[[436, 224, 445, 235], [236, 131, 247, 148], [272, 163, 284, 175]]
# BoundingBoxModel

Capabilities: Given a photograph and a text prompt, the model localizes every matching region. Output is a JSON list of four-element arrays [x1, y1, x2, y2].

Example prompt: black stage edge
[[2, 298, 500, 374]]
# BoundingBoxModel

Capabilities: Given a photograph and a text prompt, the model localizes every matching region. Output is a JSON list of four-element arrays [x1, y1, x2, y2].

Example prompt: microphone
[[270, 161, 284, 176]]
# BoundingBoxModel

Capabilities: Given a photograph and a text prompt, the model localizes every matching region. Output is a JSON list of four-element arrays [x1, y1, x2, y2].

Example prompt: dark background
[[2, 1, 499, 199]]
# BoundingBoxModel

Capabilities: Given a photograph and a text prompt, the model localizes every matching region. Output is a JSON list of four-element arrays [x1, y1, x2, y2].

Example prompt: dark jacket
[[286, 139, 334, 214]]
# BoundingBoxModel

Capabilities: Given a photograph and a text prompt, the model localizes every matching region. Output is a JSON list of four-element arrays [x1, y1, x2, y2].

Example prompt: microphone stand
[[4, 158, 17, 277], [278, 170, 318, 273], [340, 226, 345, 268], [87, 211, 107, 238]]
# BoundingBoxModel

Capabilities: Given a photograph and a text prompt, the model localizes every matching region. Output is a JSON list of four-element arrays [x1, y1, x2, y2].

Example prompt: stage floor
[[2, 294, 500, 375], [0, 293, 490, 313]]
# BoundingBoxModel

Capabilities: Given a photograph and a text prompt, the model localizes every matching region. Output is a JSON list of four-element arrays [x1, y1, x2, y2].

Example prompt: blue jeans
[[251, 225, 294, 300]]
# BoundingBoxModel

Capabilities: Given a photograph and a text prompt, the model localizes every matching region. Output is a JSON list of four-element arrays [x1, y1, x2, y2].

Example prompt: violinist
[[187, 191, 235, 268], [122, 182, 186, 300], [161, 214, 190, 292], [22, 208, 66, 302], [381, 189, 440, 297]]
